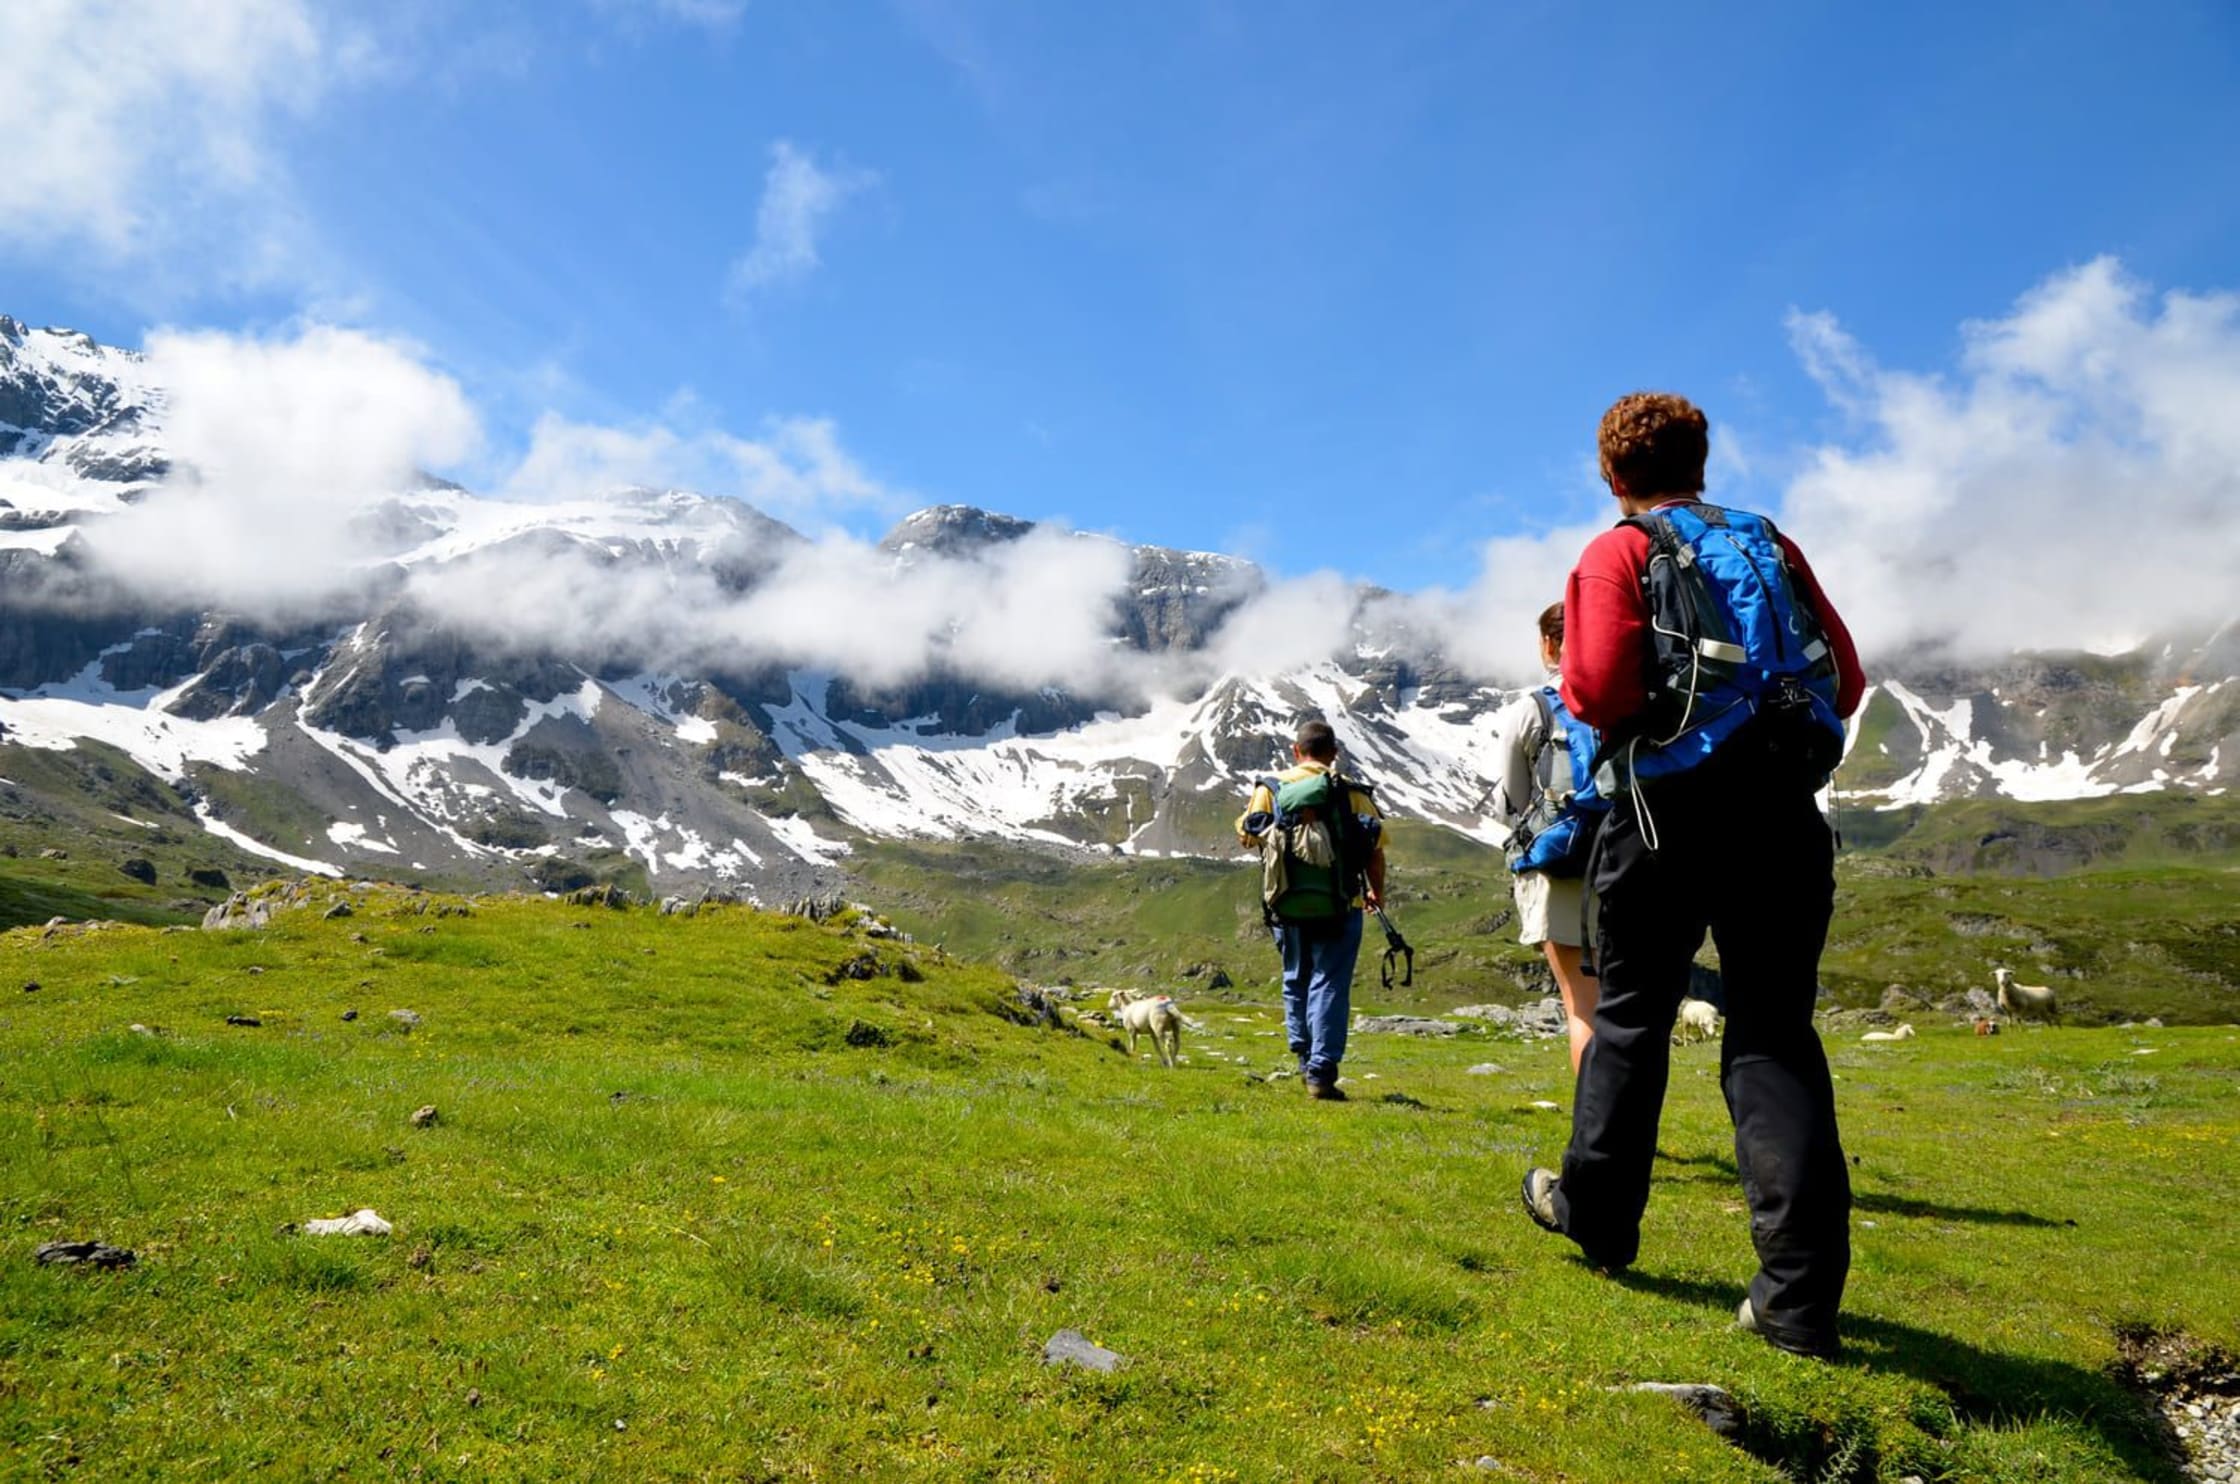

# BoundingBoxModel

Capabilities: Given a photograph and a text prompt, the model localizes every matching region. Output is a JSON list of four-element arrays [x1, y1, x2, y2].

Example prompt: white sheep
[[1860, 1023, 1915, 1043], [1673, 997, 1720, 1045], [1993, 968, 2059, 1022], [1108, 989, 1184, 1068]]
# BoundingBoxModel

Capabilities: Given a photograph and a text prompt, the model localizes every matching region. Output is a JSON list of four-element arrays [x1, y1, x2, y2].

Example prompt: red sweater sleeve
[[1777, 535, 1866, 718], [1559, 525, 1652, 729]]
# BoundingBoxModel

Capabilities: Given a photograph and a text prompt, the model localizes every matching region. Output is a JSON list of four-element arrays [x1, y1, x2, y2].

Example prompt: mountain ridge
[[4, 314, 2234, 899]]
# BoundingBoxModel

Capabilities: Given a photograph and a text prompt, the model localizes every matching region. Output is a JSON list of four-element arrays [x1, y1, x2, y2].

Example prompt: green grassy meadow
[[4, 888, 2235, 1480]]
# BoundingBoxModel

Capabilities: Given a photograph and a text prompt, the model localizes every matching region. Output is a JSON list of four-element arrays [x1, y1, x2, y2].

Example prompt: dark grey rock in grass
[[117, 857, 156, 884], [843, 1018, 891, 1048], [1041, 1329, 1126, 1372], [1617, 1382, 1742, 1441], [323, 900, 354, 920], [1354, 1015, 1463, 1037], [36, 1240, 136, 1269], [225, 1014, 261, 1027]]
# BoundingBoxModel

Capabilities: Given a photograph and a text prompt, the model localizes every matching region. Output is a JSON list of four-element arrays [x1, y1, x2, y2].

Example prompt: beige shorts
[[1513, 869, 1595, 949]]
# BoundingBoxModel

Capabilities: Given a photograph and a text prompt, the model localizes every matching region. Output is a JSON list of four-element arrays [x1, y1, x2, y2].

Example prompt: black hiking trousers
[[1550, 742, 1851, 1351]]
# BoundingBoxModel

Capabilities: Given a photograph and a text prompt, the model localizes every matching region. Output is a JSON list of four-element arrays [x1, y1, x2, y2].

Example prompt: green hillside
[[858, 812, 2240, 1026], [4, 888, 2234, 1479]]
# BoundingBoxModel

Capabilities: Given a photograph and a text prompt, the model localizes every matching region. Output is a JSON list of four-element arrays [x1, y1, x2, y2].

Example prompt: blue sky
[[6, 0, 2240, 594]]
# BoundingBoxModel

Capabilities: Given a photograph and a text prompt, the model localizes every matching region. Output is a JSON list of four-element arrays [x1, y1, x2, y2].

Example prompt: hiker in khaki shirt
[[1236, 718, 1384, 1101]]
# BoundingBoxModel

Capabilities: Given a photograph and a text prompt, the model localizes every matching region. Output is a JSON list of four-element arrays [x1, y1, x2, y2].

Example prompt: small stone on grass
[[1041, 1329, 1126, 1372], [35, 1240, 136, 1270], [1616, 1382, 1742, 1441]]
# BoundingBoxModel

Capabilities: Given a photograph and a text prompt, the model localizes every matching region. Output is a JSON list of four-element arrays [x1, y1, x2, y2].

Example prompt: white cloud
[[1202, 572, 1360, 680], [1776, 257, 2240, 658], [85, 325, 479, 612], [1380, 257, 2240, 679], [502, 412, 900, 516], [1394, 520, 1613, 684], [64, 322, 1147, 697], [58, 258, 2240, 706], [397, 521, 1148, 696], [0, 0, 330, 264], [725, 141, 878, 303]]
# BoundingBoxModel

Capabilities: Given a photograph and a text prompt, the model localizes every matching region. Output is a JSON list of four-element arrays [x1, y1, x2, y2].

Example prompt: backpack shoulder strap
[[1617, 509, 1685, 566], [1527, 686, 1557, 780]]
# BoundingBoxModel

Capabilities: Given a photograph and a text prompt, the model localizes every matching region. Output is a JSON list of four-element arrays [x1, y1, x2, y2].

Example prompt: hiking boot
[[1304, 1075, 1347, 1102], [1737, 1296, 1840, 1360], [1520, 1168, 1562, 1234], [1522, 1169, 1634, 1273]]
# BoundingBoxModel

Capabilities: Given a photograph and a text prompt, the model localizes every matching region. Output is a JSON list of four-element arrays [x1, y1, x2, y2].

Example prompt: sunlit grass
[[3, 887, 2233, 1479]]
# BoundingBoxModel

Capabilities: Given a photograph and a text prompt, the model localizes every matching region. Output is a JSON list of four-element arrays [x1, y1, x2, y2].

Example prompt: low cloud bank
[[61, 256, 2240, 703], [1778, 257, 2240, 658]]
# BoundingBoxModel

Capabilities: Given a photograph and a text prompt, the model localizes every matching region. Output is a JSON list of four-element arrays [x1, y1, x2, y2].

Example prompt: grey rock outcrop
[[1354, 1015, 1464, 1037]]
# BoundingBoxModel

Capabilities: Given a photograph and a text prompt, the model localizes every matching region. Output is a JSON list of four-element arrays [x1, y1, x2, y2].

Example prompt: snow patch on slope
[[0, 679, 269, 782], [195, 805, 342, 877]]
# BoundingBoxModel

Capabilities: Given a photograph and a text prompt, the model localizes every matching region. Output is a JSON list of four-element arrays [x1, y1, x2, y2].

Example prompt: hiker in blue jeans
[[1237, 719, 1386, 1102]]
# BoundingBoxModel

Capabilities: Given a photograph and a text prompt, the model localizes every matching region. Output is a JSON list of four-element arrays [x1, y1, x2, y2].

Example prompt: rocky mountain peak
[[879, 504, 1038, 557], [0, 316, 155, 450]]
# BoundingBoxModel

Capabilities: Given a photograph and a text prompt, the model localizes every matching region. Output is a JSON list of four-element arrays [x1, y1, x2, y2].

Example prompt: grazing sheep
[[1108, 989, 1183, 1068], [1673, 997, 1720, 1045], [1993, 968, 2059, 1022], [1860, 1023, 1915, 1043]]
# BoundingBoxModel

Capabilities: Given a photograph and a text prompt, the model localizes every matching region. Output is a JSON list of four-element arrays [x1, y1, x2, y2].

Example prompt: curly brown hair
[[1598, 392, 1709, 497]]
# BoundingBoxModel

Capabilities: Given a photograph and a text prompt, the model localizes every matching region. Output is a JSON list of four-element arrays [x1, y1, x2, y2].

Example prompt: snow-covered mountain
[[3, 315, 2234, 896]]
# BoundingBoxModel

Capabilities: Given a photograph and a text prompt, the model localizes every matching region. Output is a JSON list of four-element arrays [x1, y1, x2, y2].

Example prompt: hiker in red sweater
[[1518, 392, 1866, 1361]]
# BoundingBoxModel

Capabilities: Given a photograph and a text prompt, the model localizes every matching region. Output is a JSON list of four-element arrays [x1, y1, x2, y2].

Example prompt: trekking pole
[[1373, 907, 1414, 990]]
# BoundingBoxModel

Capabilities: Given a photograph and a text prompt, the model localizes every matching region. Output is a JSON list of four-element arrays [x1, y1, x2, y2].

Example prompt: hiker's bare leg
[[1544, 940, 1597, 1075]]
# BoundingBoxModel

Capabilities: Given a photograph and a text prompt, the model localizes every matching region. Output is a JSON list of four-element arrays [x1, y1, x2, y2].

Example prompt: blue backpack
[[1597, 502, 1844, 793], [1505, 686, 1608, 878]]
